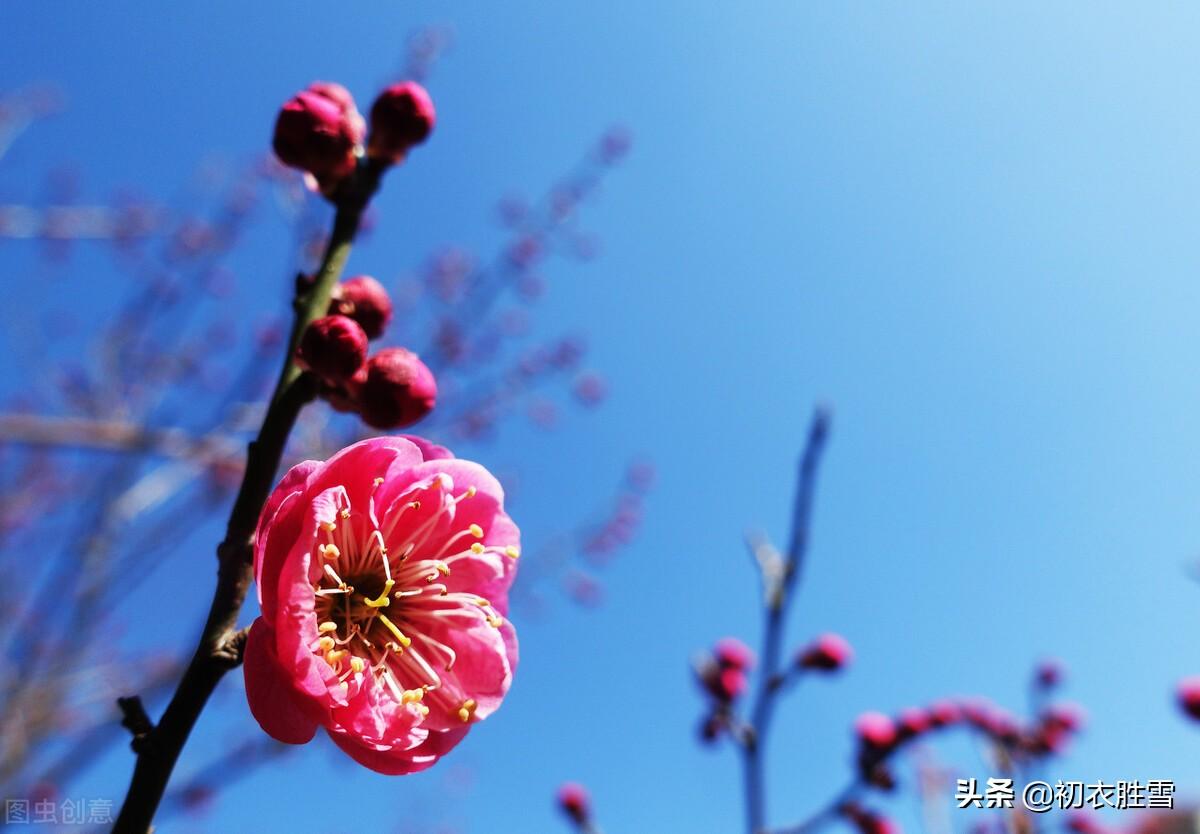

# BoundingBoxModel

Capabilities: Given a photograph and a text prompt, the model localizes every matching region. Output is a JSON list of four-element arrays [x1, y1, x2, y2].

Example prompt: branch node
[[213, 626, 250, 669], [117, 696, 156, 754]]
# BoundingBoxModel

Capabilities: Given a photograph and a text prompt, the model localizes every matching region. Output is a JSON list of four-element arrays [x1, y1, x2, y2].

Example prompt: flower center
[[308, 474, 518, 722]]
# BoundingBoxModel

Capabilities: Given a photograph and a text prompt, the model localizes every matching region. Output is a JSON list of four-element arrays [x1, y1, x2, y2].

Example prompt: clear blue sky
[[4, 2, 1200, 832]]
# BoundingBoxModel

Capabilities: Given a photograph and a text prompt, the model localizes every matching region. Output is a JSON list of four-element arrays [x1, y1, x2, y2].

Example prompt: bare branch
[[743, 407, 832, 834]]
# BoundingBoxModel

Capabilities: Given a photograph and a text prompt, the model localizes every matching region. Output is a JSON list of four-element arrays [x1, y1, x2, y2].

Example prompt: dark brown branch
[[111, 160, 385, 834], [743, 408, 831, 834]]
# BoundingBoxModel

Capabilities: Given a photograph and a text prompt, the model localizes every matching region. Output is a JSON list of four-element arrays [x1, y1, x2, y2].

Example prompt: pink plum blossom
[[243, 436, 519, 774]]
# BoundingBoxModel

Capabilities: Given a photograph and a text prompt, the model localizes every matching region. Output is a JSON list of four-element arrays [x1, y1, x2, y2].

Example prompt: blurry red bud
[[273, 84, 362, 191], [798, 633, 853, 672], [927, 699, 962, 727], [1035, 658, 1065, 689], [1178, 676, 1200, 721], [368, 82, 435, 163], [897, 707, 932, 738], [855, 712, 898, 750], [359, 347, 436, 429], [296, 315, 368, 385], [329, 275, 393, 339], [556, 782, 591, 825], [713, 637, 755, 672]]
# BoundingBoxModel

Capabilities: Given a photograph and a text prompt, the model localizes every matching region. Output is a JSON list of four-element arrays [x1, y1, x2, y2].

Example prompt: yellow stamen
[[505, 545, 520, 559], [377, 613, 412, 648], [401, 689, 425, 704], [469, 524, 484, 538], [318, 622, 338, 633], [457, 699, 478, 723], [363, 579, 395, 608], [320, 543, 340, 560], [350, 657, 365, 673], [320, 520, 336, 533], [318, 636, 335, 652]]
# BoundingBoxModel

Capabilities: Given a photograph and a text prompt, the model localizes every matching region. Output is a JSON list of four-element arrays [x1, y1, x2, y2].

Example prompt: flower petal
[[327, 725, 469, 775], [243, 618, 321, 744]]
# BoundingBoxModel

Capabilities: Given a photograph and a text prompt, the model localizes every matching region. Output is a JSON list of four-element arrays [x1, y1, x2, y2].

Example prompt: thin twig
[[743, 408, 831, 834]]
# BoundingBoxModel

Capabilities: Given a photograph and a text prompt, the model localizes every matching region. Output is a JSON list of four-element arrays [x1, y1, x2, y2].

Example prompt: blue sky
[[4, 2, 1200, 832]]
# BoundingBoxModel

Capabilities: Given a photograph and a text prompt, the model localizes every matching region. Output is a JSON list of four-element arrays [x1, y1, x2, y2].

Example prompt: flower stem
[[112, 162, 384, 834]]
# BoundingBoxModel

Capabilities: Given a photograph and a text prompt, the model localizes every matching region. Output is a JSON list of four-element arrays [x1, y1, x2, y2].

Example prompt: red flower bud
[[273, 84, 363, 191], [296, 315, 368, 385], [897, 707, 931, 738], [307, 81, 366, 142], [1035, 658, 1064, 688], [1042, 702, 1086, 733], [1178, 676, 1200, 721], [368, 82, 435, 163], [713, 637, 755, 671], [927, 699, 961, 727], [709, 667, 748, 702], [556, 782, 591, 825], [359, 347, 437, 429], [798, 633, 853, 672], [854, 711, 898, 750], [329, 275, 393, 339]]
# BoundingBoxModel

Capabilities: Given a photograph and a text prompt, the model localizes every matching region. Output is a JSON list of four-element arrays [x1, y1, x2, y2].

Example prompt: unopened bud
[[360, 347, 437, 429], [797, 633, 853, 672], [367, 82, 435, 163], [329, 275, 393, 339], [296, 315, 368, 385], [272, 83, 363, 192]]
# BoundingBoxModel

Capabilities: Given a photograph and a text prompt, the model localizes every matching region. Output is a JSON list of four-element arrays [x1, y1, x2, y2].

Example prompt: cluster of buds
[[272, 80, 435, 197], [854, 694, 1086, 784], [295, 275, 436, 428], [695, 638, 755, 742], [841, 802, 901, 834]]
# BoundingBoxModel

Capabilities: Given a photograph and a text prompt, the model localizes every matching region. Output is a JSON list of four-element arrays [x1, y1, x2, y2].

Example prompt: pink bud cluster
[[696, 637, 754, 742], [272, 80, 435, 197], [853, 695, 1086, 782], [295, 275, 437, 429]]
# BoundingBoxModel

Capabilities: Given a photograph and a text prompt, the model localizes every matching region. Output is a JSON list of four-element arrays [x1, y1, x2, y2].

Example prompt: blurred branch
[[0, 412, 238, 460], [743, 408, 831, 834]]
